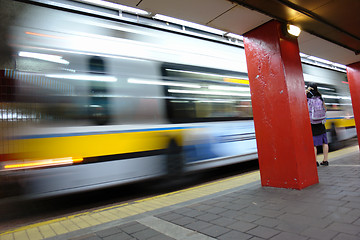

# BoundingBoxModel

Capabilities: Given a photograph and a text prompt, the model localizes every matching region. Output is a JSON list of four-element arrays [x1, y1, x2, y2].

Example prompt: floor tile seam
[[26, 228, 42, 240], [137, 216, 217, 240], [13, 231, 29, 240], [48, 222, 68, 235], [57, 220, 80, 232], [37, 225, 56, 239]]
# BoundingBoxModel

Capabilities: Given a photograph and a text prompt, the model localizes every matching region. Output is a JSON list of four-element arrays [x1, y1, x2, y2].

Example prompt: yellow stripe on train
[[10, 129, 187, 160], [325, 117, 355, 129]]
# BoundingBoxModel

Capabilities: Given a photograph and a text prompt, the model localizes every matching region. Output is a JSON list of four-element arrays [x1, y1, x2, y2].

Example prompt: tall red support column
[[243, 20, 318, 189], [346, 62, 360, 147]]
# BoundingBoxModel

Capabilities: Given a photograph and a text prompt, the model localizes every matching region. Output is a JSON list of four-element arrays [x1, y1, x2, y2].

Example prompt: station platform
[[1, 145, 360, 240]]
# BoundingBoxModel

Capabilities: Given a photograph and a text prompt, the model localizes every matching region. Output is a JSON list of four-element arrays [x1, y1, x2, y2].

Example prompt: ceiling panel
[[238, 0, 301, 21], [136, 0, 236, 25], [208, 5, 271, 35], [311, 0, 360, 39], [325, 31, 360, 51], [287, 0, 333, 12], [297, 30, 316, 43], [298, 32, 359, 65], [293, 14, 334, 35]]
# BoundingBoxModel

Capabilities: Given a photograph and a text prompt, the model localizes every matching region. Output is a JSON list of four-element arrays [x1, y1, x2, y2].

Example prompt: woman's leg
[[323, 143, 329, 162]]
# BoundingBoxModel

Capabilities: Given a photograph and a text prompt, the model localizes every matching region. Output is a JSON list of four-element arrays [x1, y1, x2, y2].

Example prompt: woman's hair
[[307, 82, 323, 99]]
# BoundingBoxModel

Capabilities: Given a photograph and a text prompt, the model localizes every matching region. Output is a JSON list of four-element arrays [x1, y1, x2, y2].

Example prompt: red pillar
[[346, 62, 360, 147], [243, 20, 318, 189]]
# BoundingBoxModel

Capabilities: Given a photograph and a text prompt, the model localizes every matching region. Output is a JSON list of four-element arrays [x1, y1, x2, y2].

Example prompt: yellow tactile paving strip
[[323, 145, 359, 161], [0, 145, 358, 240], [0, 171, 261, 240]]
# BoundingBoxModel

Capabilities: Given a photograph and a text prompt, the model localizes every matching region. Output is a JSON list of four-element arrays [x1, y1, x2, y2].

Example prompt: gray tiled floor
[[70, 150, 360, 240]]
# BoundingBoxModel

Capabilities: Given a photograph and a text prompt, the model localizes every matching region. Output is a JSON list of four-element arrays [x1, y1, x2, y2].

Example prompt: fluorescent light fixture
[[170, 100, 190, 103], [332, 63, 347, 69], [301, 55, 347, 73], [208, 85, 249, 92], [46, 74, 117, 82], [153, 14, 226, 35], [317, 86, 334, 91], [308, 56, 333, 65], [75, 0, 150, 15], [322, 95, 340, 99], [322, 95, 351, 100], [326, 103, 353, 106], [128, 78, 201, 88], [0, 109, 36, 120], [166, 69, 241, 80], [224, 33, 244, 41], [195, 100, 234, 103], [340, 96, 351, 100], [19, 51, 69, 65], [168, 89, 251, 97], [287, 24, 301, 37]]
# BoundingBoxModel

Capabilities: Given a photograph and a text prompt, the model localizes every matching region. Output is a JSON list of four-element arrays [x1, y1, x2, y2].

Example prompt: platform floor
[[1, 145, 360, 240]]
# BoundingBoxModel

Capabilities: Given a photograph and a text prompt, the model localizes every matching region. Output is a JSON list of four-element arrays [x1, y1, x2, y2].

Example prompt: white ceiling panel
[[298, 32, 360, 65], [136, 0, 236, 25], [208, 5, 271, 35]]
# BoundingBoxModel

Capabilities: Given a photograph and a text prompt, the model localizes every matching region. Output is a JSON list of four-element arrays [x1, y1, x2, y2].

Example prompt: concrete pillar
[[243, 20, 318, 189], [346, 62, 360, 147]]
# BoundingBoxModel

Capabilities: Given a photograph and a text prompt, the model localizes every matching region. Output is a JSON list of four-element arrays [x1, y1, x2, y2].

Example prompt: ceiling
[[103, 0, 360, 66]]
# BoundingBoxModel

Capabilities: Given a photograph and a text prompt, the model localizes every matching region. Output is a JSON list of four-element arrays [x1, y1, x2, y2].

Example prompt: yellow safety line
[[319, 145, 359, 162], [1, 145, 358, 239]]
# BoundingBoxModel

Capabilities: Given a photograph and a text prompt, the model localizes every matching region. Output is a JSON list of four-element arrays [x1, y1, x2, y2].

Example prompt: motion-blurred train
[[0, 1, 356, 197]]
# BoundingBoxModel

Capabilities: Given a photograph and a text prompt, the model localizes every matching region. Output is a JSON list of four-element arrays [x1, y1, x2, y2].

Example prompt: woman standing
[[306, 82, 329, 166]]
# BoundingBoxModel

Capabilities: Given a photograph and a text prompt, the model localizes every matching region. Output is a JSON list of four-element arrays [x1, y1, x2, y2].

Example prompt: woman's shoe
[[316, 161, 319, 167], [320, 161, 329, 166]]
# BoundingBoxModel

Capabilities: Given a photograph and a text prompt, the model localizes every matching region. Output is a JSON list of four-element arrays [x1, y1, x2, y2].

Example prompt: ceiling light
[[287, 24, 301, 37]]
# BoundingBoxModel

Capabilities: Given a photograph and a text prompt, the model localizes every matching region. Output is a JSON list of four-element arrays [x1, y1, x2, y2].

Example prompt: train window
[[88, 56, 110, 125], [6, 54, 116, 125], [162, 63, 253, 123]]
